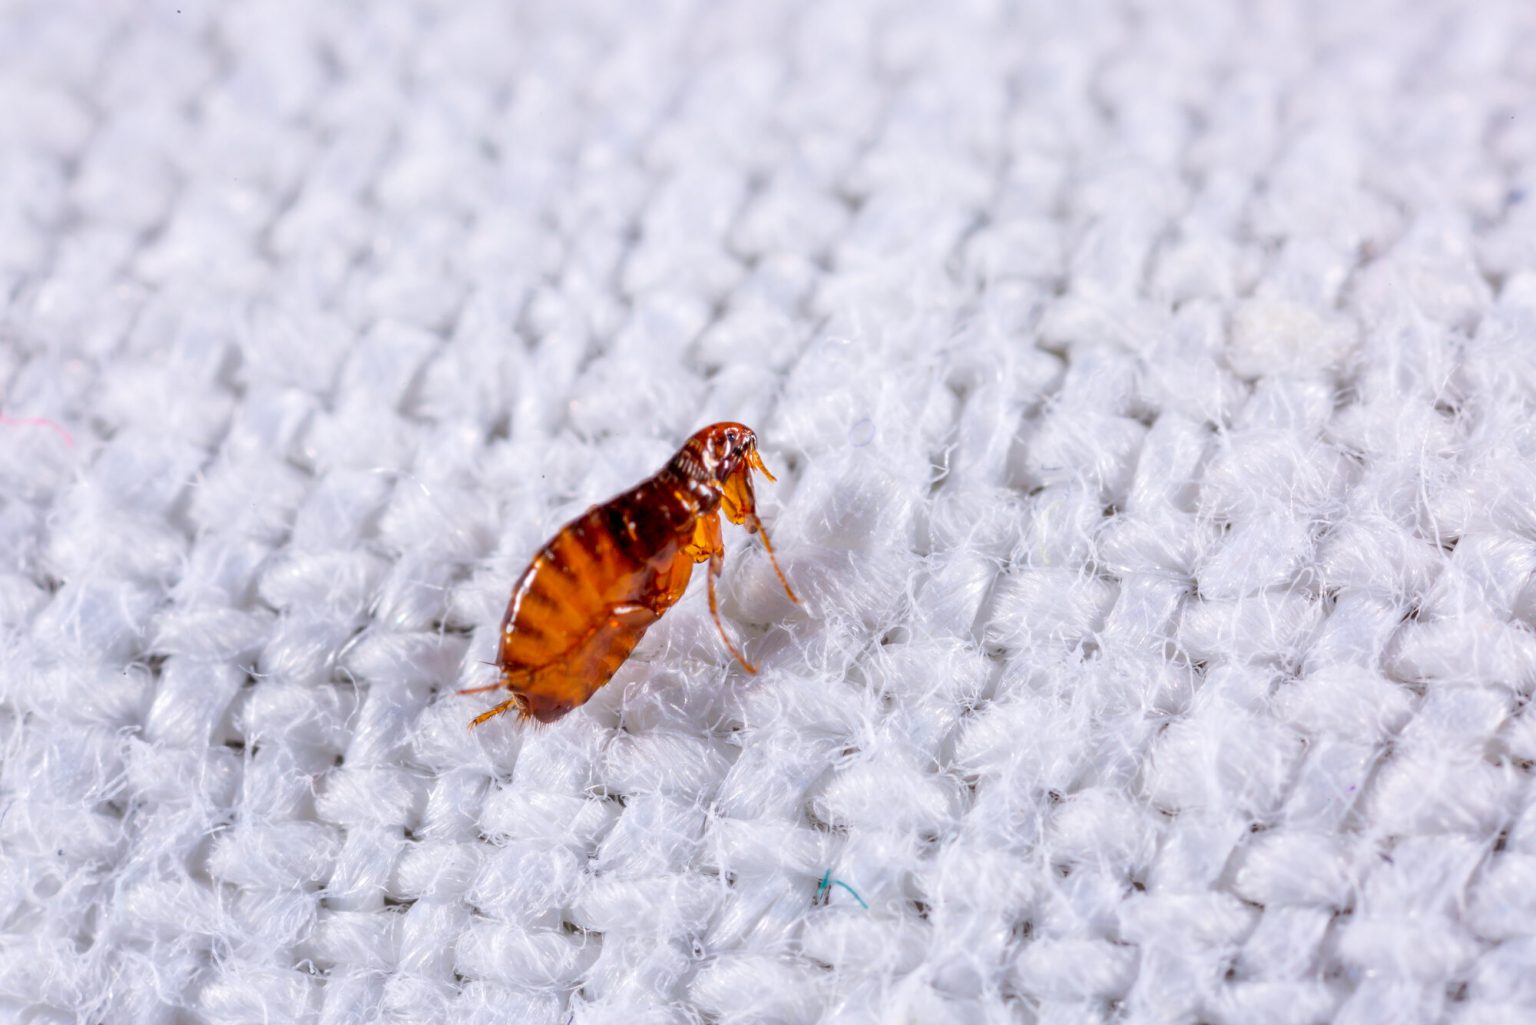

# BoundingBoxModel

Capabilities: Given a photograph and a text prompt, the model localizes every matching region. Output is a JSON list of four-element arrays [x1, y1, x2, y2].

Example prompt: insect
[[460, 422, 798, 727]]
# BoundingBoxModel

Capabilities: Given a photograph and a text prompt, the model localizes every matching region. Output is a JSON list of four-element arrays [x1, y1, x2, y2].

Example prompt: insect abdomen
[[466, 422, 794, 728], [497, 478, 697, 675]]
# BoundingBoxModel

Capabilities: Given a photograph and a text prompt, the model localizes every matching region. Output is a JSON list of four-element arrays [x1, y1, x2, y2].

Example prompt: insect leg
[[700, 511, 757, 674], [748, 510, 799, 605], [458, 665, 534, 695], [468, 696, 524, 729], [722, 457, 798, 605]]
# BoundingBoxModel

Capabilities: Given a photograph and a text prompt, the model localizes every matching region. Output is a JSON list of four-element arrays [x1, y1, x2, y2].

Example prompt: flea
[[462, 422, 797, 726]]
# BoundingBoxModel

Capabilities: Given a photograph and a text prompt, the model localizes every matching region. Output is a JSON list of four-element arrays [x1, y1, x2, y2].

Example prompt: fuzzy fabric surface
[[5, 0, 1536, 1023]]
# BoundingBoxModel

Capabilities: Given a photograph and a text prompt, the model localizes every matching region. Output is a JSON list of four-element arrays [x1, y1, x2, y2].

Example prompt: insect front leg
[[721, 461, 798, 605]]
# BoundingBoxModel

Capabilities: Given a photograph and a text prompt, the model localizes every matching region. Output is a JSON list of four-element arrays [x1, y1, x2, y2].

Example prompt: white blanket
[[4, 0, 1536, 1022]]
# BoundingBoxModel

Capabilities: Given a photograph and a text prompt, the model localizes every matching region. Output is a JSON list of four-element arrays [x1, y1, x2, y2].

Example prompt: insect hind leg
[[468, 696, 525, 729], [459, 661, 534, 695]]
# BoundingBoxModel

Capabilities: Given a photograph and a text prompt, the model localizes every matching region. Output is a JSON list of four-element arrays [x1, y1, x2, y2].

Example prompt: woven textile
[[4, 1, 1536, 1022]]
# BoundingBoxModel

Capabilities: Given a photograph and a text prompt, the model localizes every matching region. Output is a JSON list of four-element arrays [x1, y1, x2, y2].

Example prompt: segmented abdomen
[[496, 476, 698, 710]]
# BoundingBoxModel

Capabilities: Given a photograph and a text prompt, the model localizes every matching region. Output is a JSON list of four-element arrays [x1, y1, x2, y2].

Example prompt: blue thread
[[831, 879, 869, 909], [813, 869, 867, 909]]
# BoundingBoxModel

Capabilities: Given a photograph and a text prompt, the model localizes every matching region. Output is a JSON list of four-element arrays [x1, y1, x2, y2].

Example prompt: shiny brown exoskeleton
[[460, 422, 798, 727]]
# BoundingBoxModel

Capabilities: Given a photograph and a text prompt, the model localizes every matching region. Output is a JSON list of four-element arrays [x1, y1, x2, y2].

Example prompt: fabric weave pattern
[[3, 1, 1536, 1023]]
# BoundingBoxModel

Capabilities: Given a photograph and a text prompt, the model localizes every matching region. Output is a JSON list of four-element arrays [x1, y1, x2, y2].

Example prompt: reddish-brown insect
[[460, 422, 798, 727]]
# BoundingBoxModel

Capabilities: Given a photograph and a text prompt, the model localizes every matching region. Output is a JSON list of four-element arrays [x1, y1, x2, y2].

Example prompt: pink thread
[[0, 414, 76, 448]]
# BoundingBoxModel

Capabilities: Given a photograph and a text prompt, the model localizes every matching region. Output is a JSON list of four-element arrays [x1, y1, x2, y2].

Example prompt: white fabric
[[4, 0, 1536, 1022]]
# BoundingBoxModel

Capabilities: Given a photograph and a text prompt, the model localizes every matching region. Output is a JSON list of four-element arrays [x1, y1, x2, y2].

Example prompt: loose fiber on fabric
[[4, 1, 1536, 1023]]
